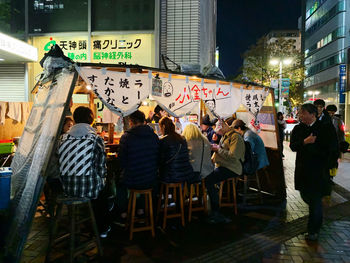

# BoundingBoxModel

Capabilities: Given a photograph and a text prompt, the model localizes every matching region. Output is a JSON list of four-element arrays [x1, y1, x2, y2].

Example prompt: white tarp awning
[[77, 66, 269, 118]]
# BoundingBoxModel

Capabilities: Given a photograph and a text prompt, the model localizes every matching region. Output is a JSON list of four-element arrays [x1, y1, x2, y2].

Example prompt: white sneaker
[[100, 226, 111, 238]]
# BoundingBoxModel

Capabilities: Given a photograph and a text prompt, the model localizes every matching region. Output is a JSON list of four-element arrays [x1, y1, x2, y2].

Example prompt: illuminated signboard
[[90, 34, 154, 66], [0, 33, 38, 62]]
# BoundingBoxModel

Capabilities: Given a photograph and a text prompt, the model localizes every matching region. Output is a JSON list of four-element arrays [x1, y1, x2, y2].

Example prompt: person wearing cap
[[146, 105, 168, 123], [205, 119, 245, 223], [200, 114, 219, 143]]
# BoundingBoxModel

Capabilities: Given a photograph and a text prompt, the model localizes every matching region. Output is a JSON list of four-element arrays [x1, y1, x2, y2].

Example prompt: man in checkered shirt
[[58, 106, 110, 237]]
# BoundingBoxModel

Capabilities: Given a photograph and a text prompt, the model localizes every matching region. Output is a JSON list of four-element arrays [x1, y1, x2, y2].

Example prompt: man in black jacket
[[290, 104, 338, 241], [314, 99, 332, 125], [116, 110, 160, 222]]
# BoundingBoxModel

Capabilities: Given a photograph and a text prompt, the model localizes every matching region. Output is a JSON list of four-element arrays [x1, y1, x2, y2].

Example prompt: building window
[[92, 0, 155, 31], [306, 26, 345, 57], [29, 0, 88, 33], [306, 51, 345, 76], [305, 1, 345, 37], [0, 0, 25, 37]]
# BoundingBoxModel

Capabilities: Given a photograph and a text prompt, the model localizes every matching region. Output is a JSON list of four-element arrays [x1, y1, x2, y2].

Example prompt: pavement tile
[[19, 143, 350, 263]]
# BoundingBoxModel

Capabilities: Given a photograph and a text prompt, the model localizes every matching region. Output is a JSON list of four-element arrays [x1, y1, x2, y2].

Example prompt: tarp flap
[[241, 87, 269, 117], [78, 67, 150, 117], [202, 83, 241, 118]]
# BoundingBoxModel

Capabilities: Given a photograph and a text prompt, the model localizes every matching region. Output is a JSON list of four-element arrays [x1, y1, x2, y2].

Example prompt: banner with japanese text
[[77, 66, 269, 118], [241, 88, 269, 117], [150, 77, 200, 117], [78, 67, 150, 116]]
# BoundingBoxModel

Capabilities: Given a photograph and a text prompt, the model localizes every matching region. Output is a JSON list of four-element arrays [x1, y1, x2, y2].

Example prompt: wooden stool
[[157, 182, 185, 229], [219, 177, 237, 215], [187, 179, 208, 222], [237, 172, 263, 205], [45, 196, 103, 263], [127, 189, 155, 240]]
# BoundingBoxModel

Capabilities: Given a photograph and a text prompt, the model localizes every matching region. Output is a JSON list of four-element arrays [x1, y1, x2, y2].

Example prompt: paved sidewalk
[[20, 144, 350, 263], [186, 144, 350, 263]]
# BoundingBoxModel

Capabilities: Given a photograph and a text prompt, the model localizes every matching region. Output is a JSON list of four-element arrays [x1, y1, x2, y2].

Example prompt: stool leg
[[145, 192, 149, 225], [243, 175, 248, 205], [188, 184, 194, 222], [232, 178, 237, 215], [179, 185, 185, 227], [256, 173, 263, 204], [156, 184, 164, 223], [219, 182, 224, 207], [183, 182, 188, 200], [202, 180, 208, 214], [163, 185, 169, 229], [87, 201, 103, 257], [69, 205, 76, 263], [127, 190, 133, 229], [227, 181, 231, 202], [173, 186, 177, 203], [148, 192, 155, 237], [45, 203, 63, 263], [129, 192, 137, 240]]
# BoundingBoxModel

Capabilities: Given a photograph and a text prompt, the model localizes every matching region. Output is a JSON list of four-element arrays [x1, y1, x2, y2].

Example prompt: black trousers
[[92, 187, 113, 232], [300, 191, 323, 234], [205, 167, 239, 213]]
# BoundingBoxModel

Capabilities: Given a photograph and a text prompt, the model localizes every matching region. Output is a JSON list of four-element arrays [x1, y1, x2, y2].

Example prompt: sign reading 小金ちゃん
[[241, 88, 269, 117], [91, 34, 154, 66], [150, 77, 200, 117], [78, 68, 150, 116]]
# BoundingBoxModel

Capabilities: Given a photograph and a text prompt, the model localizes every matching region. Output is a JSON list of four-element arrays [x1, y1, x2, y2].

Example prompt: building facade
[[302, 0, 350, 126], [266, 30, 301, 51], [0, 0, 216, 102]]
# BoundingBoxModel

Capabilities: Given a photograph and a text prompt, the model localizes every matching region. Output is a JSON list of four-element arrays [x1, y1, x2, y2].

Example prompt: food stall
[[2, 63, 285, 262]]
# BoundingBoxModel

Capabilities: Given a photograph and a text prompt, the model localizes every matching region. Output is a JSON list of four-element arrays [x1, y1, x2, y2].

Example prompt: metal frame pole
[[279, 61, 283, 112]]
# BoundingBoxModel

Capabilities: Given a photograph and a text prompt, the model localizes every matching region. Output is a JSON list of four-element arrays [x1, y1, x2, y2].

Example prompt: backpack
[[241, 141, 259, 175]]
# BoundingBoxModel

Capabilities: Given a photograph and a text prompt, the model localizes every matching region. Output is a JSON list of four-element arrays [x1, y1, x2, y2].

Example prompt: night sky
[[217, 0, 302, 78]]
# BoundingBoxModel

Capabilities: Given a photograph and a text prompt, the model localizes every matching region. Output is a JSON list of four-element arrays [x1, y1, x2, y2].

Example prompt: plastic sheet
[[4, 68, 76, 262]]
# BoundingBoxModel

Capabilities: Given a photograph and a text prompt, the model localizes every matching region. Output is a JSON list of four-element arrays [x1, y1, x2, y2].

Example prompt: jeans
[[300, 191, 323, 234], [205, 167, 239, 213]]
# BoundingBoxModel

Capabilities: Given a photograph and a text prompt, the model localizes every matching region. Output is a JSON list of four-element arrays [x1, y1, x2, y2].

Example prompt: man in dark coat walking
[[290, 103, 338, 241]]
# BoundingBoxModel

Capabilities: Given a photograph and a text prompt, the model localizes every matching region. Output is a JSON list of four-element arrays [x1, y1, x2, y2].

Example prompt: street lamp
[[307, 90, 320, 101], [269, 58, 293, 112]]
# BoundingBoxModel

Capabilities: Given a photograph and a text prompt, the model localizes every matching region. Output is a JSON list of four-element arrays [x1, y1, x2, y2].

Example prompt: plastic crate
[[0, 167, 12, 210], [0, 142, 14, 154]]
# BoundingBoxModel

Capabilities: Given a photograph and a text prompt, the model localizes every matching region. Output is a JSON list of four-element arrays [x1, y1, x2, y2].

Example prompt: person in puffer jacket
[[159, 117, 194, 183], [116, 110, 160, 218]]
